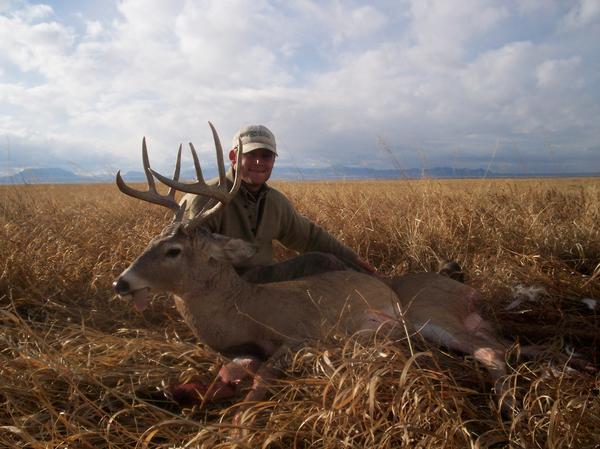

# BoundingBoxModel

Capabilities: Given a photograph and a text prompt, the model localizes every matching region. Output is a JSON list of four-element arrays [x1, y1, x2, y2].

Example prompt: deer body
[[116, 221, 514, 414]]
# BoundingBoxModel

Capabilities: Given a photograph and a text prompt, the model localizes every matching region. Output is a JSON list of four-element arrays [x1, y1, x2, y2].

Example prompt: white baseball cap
[[232, 124, 277, 155]]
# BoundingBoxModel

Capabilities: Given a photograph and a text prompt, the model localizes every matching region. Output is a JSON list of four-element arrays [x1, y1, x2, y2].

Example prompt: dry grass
[[1, 178, 599, 448]]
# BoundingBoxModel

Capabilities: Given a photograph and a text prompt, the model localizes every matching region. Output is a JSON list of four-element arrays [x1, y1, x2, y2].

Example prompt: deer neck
[[177, 260, 255, 304]]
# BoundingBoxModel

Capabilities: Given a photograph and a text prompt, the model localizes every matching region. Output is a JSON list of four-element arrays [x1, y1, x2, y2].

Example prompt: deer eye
[[165, 247, 182, 258]]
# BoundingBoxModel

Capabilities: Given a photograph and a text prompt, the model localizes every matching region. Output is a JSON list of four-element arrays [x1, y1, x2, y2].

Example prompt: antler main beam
[[116, 122, 242, 228], [150, 122, 242, 203], [116, 137, 182, 212], [149, 122, 243, 230]]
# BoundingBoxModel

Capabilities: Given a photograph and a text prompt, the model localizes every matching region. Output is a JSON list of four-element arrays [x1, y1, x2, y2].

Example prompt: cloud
[[84, 20, 103, 37], [12, 2, 51, 21], [536, 56, 582, 89], [292, 1, 389, 45], [561, 0, 600, 30], [0, 6, 74, 75], [515, 0, 560, 15], [407, 0, 510, 64], [0, 0, 599, 176]]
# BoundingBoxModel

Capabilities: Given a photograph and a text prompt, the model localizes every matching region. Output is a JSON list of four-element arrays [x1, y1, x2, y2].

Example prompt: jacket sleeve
[[275, 192, 359, 263]]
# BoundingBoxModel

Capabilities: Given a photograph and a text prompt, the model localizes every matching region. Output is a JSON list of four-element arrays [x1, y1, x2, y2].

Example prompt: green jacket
[[180, 169, 359, 270]]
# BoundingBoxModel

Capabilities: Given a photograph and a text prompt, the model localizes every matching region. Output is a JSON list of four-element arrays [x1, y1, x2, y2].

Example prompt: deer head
[[112, 122, 256, 310]]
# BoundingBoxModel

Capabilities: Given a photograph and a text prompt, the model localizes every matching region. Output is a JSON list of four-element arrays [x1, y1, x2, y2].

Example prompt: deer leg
[[207, 356, 262, 399], [231, 362, 282, 437], [232, 346, 289, 434], [442, 330, 514, 414], [241, 363, 281, 403], [418, 311, 514, 414], [168, 356, 262, 407], [516, 344, 597, 374], [462, 313, 517, 413]]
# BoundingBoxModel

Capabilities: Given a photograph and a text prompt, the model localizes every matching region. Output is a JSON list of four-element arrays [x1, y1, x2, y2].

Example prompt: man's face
[[229, 148, 276, 190]]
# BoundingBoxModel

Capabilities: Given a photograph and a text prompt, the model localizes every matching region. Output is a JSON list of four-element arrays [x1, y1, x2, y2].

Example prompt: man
[[181, 124, 377, 283]]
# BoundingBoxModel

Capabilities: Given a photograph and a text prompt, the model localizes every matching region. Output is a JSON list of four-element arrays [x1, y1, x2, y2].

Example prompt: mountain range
[[1, 166, 598, 185]]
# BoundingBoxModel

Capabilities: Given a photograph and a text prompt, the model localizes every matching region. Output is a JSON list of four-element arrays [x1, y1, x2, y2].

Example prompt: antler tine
[[142, 137, 157, 191], [185, 138, 243, 231], [115, 137, 181, 213], [189, 142, 205, 184], [149, 122, 241, 204], [209, 121, 227, 185], [165, 144, 182, 203], [174, 200, 187, 223], [230, 137, 243, 196]]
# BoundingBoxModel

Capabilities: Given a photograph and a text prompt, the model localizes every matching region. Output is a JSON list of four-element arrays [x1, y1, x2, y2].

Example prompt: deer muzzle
[[112, 276, 152, 312], [113, 278, 130, 295]]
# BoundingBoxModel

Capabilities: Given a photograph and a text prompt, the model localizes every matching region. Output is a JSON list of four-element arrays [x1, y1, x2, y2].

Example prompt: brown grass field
[[1, 177, 599, 448]]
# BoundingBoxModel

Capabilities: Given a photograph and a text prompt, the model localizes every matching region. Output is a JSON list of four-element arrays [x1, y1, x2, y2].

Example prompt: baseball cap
[[232, 124, 277, 155]]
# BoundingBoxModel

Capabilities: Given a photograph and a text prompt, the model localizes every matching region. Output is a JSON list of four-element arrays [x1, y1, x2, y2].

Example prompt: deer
[[113, 123, 592, 424]]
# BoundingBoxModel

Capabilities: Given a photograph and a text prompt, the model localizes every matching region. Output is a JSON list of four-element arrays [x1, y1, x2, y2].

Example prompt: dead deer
[[113, 123, 590, 422]]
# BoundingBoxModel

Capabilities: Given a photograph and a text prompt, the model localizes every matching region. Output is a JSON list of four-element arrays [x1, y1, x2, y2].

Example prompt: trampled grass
[[1, 178, 599, 448]]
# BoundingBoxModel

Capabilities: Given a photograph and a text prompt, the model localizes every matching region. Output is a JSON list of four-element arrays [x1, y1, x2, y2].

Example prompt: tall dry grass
[[1, 178, 599, 448]]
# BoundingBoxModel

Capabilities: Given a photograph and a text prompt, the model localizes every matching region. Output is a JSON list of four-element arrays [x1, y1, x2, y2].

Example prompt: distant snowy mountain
[[0, 166, 597, 184], [273, 165, 491, 180], [0, 168, 99, 184]]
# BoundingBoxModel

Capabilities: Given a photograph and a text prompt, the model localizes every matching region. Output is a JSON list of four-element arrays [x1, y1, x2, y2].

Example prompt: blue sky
[[1, 0, 599, 176]]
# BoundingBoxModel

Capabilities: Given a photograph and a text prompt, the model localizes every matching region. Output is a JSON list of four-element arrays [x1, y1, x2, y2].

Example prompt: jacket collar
[[227, 167, 270, 202]]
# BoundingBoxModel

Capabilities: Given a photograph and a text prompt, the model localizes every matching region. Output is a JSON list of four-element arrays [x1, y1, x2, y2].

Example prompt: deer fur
[[114, 222, 516, 414]]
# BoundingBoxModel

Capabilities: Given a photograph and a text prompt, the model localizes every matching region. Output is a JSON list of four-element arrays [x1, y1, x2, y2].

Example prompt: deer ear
[[209, 235, 258, 263]]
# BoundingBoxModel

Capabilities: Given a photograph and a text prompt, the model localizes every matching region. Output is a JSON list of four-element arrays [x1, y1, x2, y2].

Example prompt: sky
[[1, 0, 599, 177]]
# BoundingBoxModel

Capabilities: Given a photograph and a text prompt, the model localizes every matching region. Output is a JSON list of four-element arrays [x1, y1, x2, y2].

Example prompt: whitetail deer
[[113, 123, 590, 421]]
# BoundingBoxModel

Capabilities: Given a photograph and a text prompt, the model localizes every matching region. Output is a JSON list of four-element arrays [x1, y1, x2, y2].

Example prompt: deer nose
[[113, 278, 130, 295]]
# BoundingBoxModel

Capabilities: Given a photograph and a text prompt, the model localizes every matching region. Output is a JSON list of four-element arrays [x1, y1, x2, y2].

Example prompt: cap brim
[[240, 142, 277, 155]]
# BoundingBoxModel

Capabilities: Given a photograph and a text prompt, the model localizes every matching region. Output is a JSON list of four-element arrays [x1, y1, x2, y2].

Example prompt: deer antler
[[116, 138, 186, 222], [150, 122, 242, 230]]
